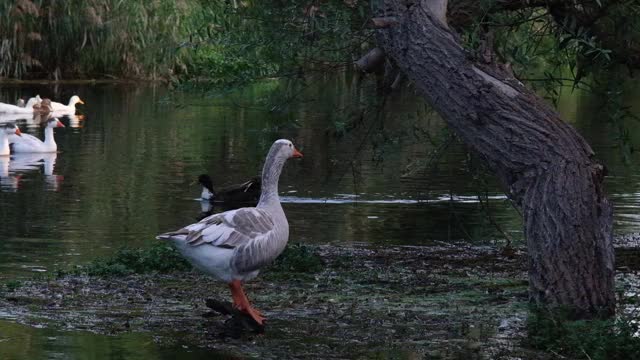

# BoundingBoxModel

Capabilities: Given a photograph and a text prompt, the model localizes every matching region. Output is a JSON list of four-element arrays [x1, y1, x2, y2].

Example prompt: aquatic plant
[[82, 243, 191, 276], [526, 307, 640, 359], [0, 0, 202, 80], [4, 280, 22, 292], [270, 244, 323, 273]]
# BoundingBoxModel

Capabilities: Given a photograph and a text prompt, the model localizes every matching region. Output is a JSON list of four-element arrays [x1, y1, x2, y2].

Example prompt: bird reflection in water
[[0, 157, 20, 192], [0, 153, 63, 192]]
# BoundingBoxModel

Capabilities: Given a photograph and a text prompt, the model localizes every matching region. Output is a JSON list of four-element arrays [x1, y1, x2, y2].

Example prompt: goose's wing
[[49, 102, 67, 112], [0, 103, 31, 114], [8, 133, 43, 151], [161, 207, 275, 248]]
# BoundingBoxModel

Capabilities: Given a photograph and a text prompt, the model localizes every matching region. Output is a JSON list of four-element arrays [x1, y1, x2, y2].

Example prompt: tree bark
[[354, 47, 386, 73], [375, 0, 615, 317]]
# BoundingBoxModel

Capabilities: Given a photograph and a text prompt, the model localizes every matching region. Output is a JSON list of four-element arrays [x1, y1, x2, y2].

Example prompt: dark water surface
[[0, 76, 639, 358], [0, 80, 523, 279]]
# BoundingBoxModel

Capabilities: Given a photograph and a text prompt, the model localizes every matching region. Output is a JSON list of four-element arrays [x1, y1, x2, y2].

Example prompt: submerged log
[[205, 298, 264, 333]]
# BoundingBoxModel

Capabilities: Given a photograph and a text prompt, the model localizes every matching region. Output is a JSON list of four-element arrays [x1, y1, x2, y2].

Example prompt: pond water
[[0, 74, 639, 358]]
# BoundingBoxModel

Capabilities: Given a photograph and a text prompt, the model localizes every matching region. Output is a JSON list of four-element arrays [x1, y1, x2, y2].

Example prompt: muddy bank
[[0, 244, 538, 359], [1, 243, 638, 359]]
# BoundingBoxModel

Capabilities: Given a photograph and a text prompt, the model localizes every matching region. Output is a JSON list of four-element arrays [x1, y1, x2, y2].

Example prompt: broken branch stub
[[354, 47, 385, 73]]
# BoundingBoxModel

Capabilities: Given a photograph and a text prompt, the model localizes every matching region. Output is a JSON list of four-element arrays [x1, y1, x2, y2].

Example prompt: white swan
[[157, 139, 303, 325], [9, 118, 65, 153], [50, 95, 84, 113], [0, 124, 22, 156]]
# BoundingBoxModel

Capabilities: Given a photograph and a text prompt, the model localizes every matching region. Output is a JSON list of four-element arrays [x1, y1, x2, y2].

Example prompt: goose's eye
[[289, 144, 292, 147]]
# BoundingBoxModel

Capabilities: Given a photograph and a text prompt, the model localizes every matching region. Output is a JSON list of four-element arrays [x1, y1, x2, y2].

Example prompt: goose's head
[[46, 118, 65, 129], [2, 123, 21, 137], [25, 95, 42, 109], [273, 139, 303, 159], [69, 95, 85, 106], [16, 99, 25, 108]]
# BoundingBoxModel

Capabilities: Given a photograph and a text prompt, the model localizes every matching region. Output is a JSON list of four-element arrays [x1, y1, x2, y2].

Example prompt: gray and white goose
[[157, 139, 303, 325]]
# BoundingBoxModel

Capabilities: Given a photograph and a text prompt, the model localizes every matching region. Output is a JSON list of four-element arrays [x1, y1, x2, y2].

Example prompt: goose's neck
[[44, 127, 56, 148], [0, 133, 9, 156], [257, 154, 286, 208]]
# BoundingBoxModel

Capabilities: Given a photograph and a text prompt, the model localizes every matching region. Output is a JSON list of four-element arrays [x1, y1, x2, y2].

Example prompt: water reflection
[[0, 320, 227, 360], [0, 77, 636, 277], [0, 157, 19, 192], [0, 113, 31, 123], [0, 153, 61, 192], [66, 114, 85, 128], [0, 75, 639, 359]]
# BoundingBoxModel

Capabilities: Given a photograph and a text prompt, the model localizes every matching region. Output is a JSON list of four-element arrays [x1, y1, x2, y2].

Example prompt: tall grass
[[0, 1, 371, 82], [0, 0, 203, 80]]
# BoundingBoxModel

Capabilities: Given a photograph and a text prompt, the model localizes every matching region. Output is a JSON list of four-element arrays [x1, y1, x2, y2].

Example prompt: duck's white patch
[[200, 187, 213, 200]]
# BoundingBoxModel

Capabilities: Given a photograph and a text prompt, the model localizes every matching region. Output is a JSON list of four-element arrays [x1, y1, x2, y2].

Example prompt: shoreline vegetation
[[2, 239, 640, 359], [0, 78, 151, 84], [0, 1, 363, 85]]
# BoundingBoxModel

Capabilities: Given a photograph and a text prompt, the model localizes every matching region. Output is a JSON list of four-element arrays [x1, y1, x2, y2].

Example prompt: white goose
[[50, 95, 84, 113], [0, 124, 22, 156], [157, 139, 303, 325], [25, 95, 41, 108], [9, 118, 65, 153], [0, 95, 41, 114], [0, 102, 31, 114]]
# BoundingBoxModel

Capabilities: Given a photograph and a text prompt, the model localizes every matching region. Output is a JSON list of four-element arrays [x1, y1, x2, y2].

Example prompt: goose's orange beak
[[292, 147, 303, 158], [78, 99, 85, 105], [14, 128, 22, 136]]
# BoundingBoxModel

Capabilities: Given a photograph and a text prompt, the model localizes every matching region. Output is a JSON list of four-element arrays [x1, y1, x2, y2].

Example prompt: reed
[[0, 0, 203, 80]]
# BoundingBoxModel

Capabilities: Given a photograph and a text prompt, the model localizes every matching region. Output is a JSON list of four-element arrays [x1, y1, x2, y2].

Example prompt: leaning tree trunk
[[374, 0, 615, 316]]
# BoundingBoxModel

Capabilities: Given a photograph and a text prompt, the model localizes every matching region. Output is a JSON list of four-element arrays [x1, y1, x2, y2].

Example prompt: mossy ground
[[0, 243, 637, 359]]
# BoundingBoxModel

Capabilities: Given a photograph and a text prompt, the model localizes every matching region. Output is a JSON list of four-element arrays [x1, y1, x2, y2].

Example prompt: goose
[[0, 95, 40, 114], [25, 95, 41, 108], [157, 139, 303, 325], [9, 118, 65, 153], [198, 174, 261, 204], [0, 124, 22, 156], [50, 95, 84, 113], [33, 99, 52, 115], [0, 102, 33, 114], [16, 99, 25, 107]]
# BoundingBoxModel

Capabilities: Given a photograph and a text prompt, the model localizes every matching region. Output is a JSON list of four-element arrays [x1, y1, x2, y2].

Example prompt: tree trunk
[[375, 0, 615, 317]]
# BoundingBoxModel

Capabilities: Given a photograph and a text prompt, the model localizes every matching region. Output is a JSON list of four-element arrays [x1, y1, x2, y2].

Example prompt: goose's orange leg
[[229, 280, 265, 325]]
